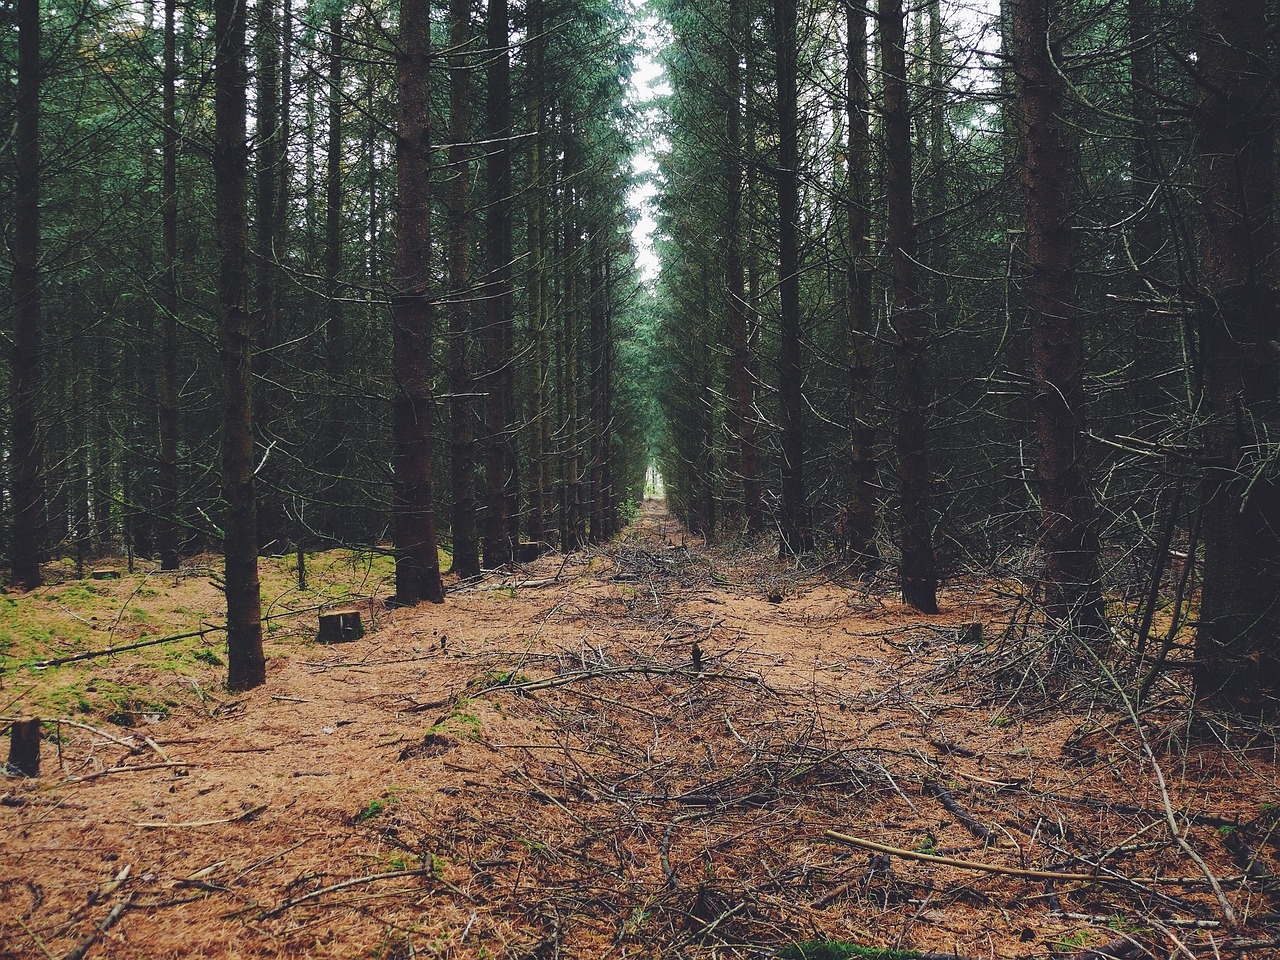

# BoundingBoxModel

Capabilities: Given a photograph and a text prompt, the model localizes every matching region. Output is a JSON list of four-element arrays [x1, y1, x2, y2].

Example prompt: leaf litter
[[2, 501, 1278, 959]]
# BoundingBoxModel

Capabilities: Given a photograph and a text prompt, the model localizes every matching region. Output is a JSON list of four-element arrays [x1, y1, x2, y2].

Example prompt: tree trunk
[[727, 0, 747, 535], [1012, 0, 1105, 638], [255, 0, 284, 552], [1192, 0, 1280, 697], [482, 0, 517, 567], [9, 0, 43, 590], [157, 0, 182, 572], [391, 0, 445, 606], [881, 0, 938, 613], [322, 8, 346, 535], [214, 0, 266, 689], [525, 2, 552, 544], [741, 24, 763, 536], [447, 0, 480, 577], [589, 235, 607, 542], [843, 0, 878, 564], [562, 144, 584, 552], [774, 0, 811, 555]]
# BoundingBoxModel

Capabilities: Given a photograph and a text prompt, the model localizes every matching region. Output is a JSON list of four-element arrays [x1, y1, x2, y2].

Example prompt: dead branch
[[260, 867, 434, 918]]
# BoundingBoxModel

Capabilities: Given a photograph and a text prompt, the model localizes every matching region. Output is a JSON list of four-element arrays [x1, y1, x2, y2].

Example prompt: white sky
[[625, 1, 670, 284]]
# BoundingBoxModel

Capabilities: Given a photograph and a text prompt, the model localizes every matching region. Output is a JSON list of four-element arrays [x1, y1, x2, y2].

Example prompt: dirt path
[[2, 501, 1277, 959]]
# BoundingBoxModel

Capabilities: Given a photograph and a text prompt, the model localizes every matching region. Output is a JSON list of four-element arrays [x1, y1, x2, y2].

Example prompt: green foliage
[[353, 790, 400, 824]]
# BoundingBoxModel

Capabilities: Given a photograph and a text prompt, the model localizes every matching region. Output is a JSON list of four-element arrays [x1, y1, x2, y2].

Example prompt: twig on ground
[[260, 867, 433, 918]]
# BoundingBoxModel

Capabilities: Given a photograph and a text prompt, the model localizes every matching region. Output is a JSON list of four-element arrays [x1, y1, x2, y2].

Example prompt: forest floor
[[2, 500, 1279, 960]]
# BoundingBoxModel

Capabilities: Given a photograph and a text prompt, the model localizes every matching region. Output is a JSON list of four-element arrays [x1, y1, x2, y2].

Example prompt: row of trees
[[651, 0, 1278, 702], [3, 0, 654, 687]]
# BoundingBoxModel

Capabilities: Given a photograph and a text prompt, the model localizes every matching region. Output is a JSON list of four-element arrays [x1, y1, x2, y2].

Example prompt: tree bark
[[391, 0, 445, 606], [882, 0, 938, 613], [727, 0, 747, 529], [1192, 0, 1280, 697], [255, 0, 284, 552], [9, 0, 43, 590], [774, 0, 811, 555], [157, 0, 182, 572], [214, 0, 266, 689], [447, 0, 480, 577], [843, 0, 878, 564], [482, 0, 518, 567], [1012, 0, 1105, 638], [321, 8, 347, 533], [525, 0, 552, 545]]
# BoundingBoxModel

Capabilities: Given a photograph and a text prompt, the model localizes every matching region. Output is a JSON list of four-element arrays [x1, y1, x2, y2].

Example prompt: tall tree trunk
[[526, 2, 552, 544], [322, 8, 346, 535], [9, 0, 43, 589], [1192, 0, 1279, 697], [741, 23, 763, 535], [214, 0, 266, 689], [724, 0, 753, 534], [774, 0, 811, 555], [1127, 0, 1164, 422], [882, 0, 938, 613], [1012, 0, 1104, 637], [483, 0, 517, 567], [447, 0, 480, 576], [843, 0, 878, 563], [589, 235, 606, 542], [157, 0, 181, 571], [391, 0, 445, 605], [562, 159, 584, 551], [255, 0, 284, 552]]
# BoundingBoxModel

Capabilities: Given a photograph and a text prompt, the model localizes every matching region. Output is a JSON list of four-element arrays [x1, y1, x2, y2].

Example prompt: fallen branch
[[480, 664, 764, 696], [924, 779, 993, 843], [62, 894, 132, 960], [64, 762, 187, 783], [261, 867, 433, 918], [135, 803, 267, 829], [822, 830, 1232, 887], [32, 602, 338, 669], [32, 626, 225, 669]]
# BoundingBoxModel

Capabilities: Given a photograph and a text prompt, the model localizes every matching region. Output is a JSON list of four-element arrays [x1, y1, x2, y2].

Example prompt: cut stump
[[318, 610, 364, 644], [7, 717, 41, 777]]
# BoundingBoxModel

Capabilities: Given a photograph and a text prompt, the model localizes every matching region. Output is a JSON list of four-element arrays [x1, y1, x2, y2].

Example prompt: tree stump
[[7, 717, 40, 777], [318, 610, 364, 643], [516, 541, 545, 563]]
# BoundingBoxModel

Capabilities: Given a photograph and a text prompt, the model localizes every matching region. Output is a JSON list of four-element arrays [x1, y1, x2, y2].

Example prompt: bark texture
[[1193, 0, 1280, 697], [214, 0, 266, 689], [1012, 0, 1105, 639], [10, 0, 44, 590], [447, 0, 480, 577], [843, 0, 878, 564], [774, 0, 811, 555], [483, 0, 518, 567], [390, 0, 445, 605], [882, 0, 938, 613]]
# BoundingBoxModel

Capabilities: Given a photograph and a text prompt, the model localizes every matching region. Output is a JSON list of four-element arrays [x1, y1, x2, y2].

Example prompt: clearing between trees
[[2, 501, 1277, 959]]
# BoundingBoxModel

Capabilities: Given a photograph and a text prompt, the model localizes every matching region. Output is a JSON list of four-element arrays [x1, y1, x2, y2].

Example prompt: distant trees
[[7, 0, 1280, 706], [650, 0, 1280, 701], [1, 0, 649, 686]]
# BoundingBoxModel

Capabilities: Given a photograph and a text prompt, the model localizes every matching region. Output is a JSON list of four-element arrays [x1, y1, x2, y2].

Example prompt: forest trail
[[2, 502, 1275, 959]]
